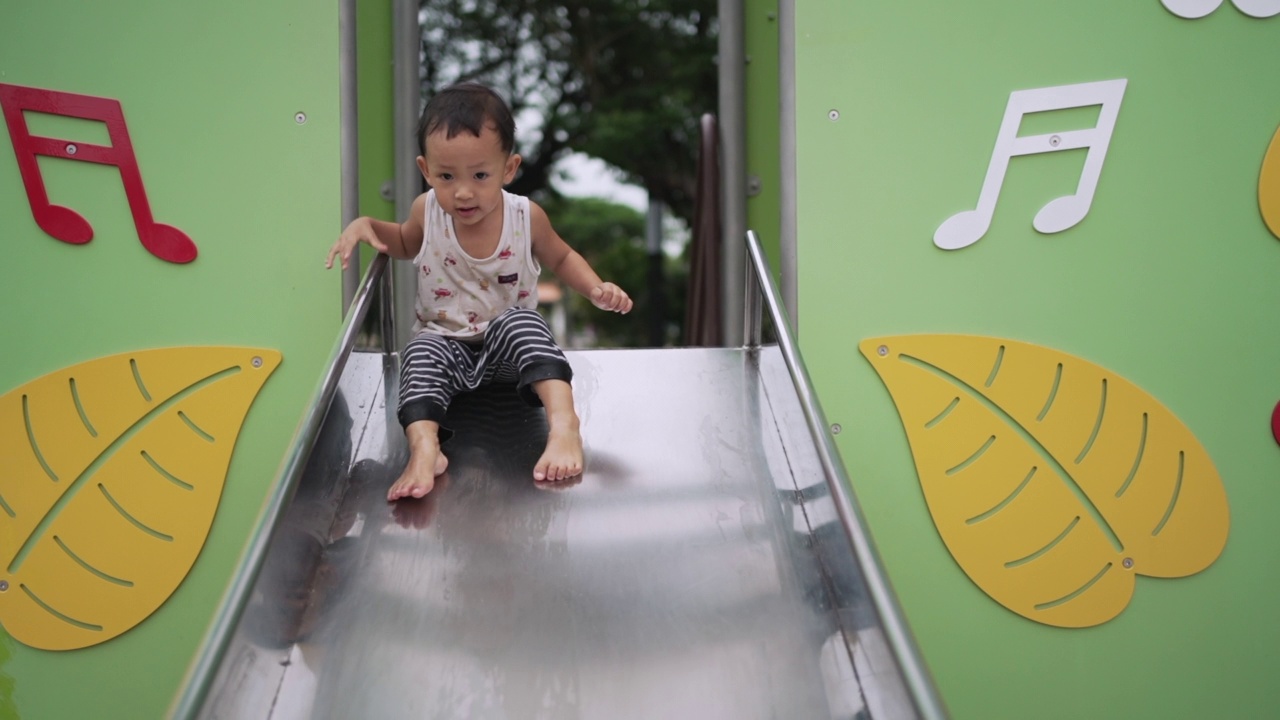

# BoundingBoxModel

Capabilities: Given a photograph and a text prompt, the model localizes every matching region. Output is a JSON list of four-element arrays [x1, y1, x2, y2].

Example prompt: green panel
[[793, 3, 1280, 719], [744, 0, 782, 269], [356, 0, 397, 274], [358, 0, 396, 224], [0, 1, 340, 718]]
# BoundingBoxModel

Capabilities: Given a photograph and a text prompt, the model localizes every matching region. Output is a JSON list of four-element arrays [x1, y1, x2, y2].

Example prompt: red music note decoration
[[0, 83, 197, 264]]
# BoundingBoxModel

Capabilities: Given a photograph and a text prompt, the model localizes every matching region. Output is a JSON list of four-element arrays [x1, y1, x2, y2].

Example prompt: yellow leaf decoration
[[0, 347, 281, 650], [1260, 121, 1280, 239], [860, 335, 1229, 628]]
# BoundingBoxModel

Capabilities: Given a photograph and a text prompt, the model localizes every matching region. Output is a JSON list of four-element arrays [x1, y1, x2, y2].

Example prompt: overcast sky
[[551, 152, 648, 212]]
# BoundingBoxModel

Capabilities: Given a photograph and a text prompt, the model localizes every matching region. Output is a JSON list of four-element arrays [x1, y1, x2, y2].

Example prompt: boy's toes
[[542, 461, 581, 483]]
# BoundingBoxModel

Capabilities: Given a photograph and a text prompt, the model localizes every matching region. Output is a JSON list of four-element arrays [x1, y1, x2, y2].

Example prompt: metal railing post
[[743, 245, 762, 350], [339, 0, 360, 313]]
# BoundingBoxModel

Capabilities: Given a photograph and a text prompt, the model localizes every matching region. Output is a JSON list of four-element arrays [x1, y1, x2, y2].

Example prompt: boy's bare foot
[[531, 378, 584, 483], [534, 420, 583, 482], [388, 420, 448, 501]]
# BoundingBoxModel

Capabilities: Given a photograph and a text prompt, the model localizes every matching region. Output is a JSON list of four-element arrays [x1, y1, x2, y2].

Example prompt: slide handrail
[[743, 230, 948, 720], [169, 253, 393, 719]]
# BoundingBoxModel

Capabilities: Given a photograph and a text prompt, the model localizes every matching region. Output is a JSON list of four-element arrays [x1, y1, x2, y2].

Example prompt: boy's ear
[[503, 153, 522, 184], [416, 156, 430, 181]]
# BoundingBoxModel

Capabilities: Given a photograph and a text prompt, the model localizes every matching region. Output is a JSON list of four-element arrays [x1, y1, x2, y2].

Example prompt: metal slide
[[171, 236, 946, 720]]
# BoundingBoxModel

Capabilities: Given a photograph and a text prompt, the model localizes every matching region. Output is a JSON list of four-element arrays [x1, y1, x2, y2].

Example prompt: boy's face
[[416, 125, 521, 233]]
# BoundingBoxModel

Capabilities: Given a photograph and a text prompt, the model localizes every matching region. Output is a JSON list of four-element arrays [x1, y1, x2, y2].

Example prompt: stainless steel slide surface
[[192, 346, 920, 720]]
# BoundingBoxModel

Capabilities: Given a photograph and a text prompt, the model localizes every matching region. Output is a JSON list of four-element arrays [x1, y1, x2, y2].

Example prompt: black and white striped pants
[[396, 307, 572, 432]]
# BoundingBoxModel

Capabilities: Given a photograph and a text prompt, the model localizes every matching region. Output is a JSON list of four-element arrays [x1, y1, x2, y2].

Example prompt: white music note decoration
[[933, 79, 1128, 251], [1161, 0, 1280, 18]]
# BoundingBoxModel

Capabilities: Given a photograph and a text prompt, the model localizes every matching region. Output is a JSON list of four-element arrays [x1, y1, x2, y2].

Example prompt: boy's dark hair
[[416, 83, 516, 157]]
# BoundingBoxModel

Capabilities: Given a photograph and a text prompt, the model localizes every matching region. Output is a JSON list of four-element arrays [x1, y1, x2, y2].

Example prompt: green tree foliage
[[540, 196, 687, 347], [419, 0, 717, 226]]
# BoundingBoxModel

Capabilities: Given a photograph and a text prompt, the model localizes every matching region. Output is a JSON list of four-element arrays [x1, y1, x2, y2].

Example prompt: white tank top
[[411, 189, 540, 339]]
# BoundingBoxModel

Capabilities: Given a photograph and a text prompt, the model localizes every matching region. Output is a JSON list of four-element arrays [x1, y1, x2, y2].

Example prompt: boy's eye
[[440, 173, 453, 181], [475, 172, 489, 180]]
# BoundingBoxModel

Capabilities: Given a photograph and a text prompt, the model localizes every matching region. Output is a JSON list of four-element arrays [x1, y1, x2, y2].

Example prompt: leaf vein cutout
[[1006, 516, 1081, 568], [0, 492, 14, 518], [985, 345, 1006, 388], [178, 411, 215, 442], [22, 394, 59, 482], [130, 358, 152, 402], [141, 450, 194, 490], [1116, 412, 1148, 498], [1035, 562, 1113, 611], [8, 367, 238, 574], [69, 378, 98, 437], [54, 536, 133, 587], [20, 583, 103, 632], [1075, 378, 1107, 464], [1153, 451, 1185, 536], [98, 484, 173, 541], [925, 397, 961, 429], [946, 435, 996, 476], [1036, 362, 1063, 422], [900, 354, 1125, 553], [967, 466, 1038, 524]]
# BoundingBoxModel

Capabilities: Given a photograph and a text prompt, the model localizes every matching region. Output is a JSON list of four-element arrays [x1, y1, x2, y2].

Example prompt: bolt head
[[828, 109, 840, 121], [831, 423, 843, 435], [295, 112, 307, 124], [1122, 557, 1134, 569], [251, 356, 263, 368], [66, 143, 78, 155], [877, 345, 889, 357]]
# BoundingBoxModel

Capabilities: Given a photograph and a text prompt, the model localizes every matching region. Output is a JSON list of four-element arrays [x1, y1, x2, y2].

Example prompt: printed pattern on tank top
[[411, 189, 540, 338]]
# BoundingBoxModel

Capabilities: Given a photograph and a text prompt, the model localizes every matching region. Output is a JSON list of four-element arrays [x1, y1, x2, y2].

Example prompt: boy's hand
[[325, 217, 389, 270], [590, 283, 633, 314]]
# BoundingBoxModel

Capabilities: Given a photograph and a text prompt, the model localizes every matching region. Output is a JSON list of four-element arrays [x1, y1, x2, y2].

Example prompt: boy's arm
[[529, 201, 633, 314], [325, 194, 427, 270]]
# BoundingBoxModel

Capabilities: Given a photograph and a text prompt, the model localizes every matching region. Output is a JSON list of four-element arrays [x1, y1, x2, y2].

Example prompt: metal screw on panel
[[1049, 134, 1062, 148], [295, 112, 308, 124], [252, 356, 263, 368], [1122, 557, 1134, 569], [66, 143, 78, 155], [747, 174, 763, 197], [831, 423, 843, 435], [0, 580, 8, 592], [877, 345, 889, 357], [828, 109, 840, 122], [380, 179, 395, 202]]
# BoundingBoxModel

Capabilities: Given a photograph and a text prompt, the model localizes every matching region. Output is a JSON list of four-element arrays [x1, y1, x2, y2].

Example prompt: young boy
[[326, 83, 632, 501]]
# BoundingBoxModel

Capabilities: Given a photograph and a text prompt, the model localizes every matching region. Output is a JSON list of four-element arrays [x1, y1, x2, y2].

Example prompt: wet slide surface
[[196, 347, 916, 719]]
